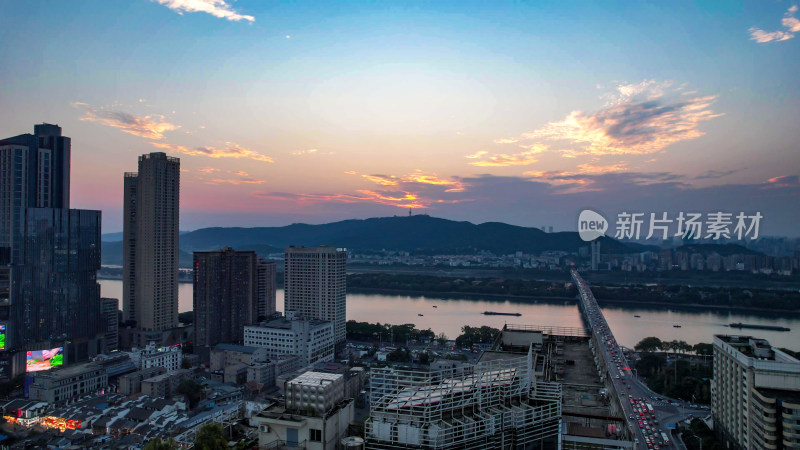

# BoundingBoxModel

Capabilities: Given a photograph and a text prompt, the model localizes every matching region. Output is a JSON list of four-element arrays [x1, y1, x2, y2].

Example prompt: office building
[[193, 248, 275, 349], [712, 335, 800, 450], [123, 152, 180, 345], [0, 123, 70, 253], [0, 125, 104, 372], [16, 208, 104, 360], [244, 311, 335, 368], [284, 246, 346, 352], [255, 371, 355, 450], [101, 298, 119, 353]]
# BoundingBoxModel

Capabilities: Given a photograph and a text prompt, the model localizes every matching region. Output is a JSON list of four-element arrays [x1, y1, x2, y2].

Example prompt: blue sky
[[1, 0, 798, 235]]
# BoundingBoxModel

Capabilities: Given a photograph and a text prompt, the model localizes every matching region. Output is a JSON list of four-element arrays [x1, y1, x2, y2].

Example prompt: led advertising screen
[[26, 348, 64, 372], [0, 324, 5, 350]]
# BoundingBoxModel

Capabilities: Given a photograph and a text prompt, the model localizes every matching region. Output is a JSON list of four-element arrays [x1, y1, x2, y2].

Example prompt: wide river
[[99, 280, 800, 350]]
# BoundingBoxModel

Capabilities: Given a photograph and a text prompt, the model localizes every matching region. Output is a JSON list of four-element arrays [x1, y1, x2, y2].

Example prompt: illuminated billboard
[[26, 348, 64, 372], [0, 324, 5, 350]]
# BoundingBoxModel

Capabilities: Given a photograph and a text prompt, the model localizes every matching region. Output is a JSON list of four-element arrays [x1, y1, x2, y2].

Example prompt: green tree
[[144, 438, 179, 450], [634, 337, 662, 353], [436, 332, 448, 346], [693, 343, 713, 356], [419, 352, 430, 365], [194, 423, 228, 450], [177, 379, 205, 409]]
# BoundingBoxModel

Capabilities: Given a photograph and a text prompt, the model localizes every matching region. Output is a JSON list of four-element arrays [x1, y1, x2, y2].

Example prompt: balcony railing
[[262, 439, 307, 450]]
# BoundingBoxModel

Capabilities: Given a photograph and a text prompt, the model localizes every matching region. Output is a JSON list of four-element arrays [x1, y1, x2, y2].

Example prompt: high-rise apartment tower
[[123, 152, 180, 344], [284, 246, 346, 352]]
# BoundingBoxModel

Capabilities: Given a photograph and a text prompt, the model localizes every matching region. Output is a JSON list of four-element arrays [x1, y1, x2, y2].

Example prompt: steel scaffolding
[[365, 345, 561, 449]]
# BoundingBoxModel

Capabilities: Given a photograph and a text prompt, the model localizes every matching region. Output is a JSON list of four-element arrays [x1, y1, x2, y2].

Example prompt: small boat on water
[[483, 311, 522, 316], [673, 325, 682, 328], [729, 322, 790, 332], [418, 314, 424, 317], [633, 315, 641, 318], [432, 305, 438, 308]]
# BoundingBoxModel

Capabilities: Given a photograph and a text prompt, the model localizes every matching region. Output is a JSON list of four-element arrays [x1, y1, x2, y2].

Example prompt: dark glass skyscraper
[[0, 125, 103, 375], [193, 248, 276, 349], [17, 209, 103, 360]]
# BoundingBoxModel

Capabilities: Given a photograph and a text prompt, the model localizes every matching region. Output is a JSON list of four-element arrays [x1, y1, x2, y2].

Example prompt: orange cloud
[[154, 0, 255, 22], [253, 190, 429, 209], [467, 145, 546, 167], [403, 172, 467, 192], [356, 171, 467, 192], [72, 102, 179, 140], [206, 177, 265, 185], [361, 174, 399, 186], [152, 142, 274, 162], [501, 82, 721, 157], [292, 148, 319, 156]]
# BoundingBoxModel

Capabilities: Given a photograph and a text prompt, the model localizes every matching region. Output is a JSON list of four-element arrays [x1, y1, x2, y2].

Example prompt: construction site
[[365, 324, 632, 449]]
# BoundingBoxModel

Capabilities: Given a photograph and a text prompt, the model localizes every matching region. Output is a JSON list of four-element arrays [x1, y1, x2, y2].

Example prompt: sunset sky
[[1, 1, 798, 235]]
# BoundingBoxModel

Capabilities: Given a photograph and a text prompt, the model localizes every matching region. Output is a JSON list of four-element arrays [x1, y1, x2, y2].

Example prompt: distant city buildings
[[243, 311, 335, 368], [0, 124, 105, 376], [712, 335, 800, 449], [193, 247, 276, 350], [284, 246, 347, 352], [123, 152, 180, 347]]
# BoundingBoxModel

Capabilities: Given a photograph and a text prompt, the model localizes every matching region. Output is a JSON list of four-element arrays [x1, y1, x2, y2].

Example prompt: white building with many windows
[[243, 311, 334, 368], [712, 335, 800, 450], [284, 246, 347, 352], [125, 342, 182, 372]]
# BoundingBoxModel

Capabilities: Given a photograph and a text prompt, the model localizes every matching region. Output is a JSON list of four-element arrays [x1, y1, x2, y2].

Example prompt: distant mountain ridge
[[102, 215, 654, 267]]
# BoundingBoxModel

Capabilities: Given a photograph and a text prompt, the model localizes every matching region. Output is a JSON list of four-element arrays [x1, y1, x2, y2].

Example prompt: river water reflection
[[99, 280, 800, 349]]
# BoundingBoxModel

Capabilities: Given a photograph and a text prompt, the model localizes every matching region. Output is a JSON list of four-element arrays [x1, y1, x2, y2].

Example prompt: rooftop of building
[[257, 397, 353, 421], [254, 315, 330, 330], [285, 245, 346, 253], [715, 334, 800, 363], [32, 361, 104, 380], [213, 343, 261, 354], [289, 371, 342, 386]]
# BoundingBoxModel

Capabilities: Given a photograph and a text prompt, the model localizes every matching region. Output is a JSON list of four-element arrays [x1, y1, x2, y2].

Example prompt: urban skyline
[[0, 2, 798, 449], [1, 1, 799, 236]]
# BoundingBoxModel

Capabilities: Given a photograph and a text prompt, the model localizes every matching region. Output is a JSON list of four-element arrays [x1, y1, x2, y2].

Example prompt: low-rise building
[[244, 311, 334, 368], [28, 362, 108, 404], [141, 369, 193, 399], [255, 371, 355, 449], [125, 342, 182, 371], [119, 367, 168, 396], [209, 343, 268, 372]]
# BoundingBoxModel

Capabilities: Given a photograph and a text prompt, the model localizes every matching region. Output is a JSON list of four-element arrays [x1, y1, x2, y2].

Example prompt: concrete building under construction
[[365, 325, 563, 449]]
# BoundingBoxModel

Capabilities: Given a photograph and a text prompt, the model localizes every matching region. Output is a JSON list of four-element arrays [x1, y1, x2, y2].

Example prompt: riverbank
[[348, 286, 800, 315], [97, 274, 800, 315]]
